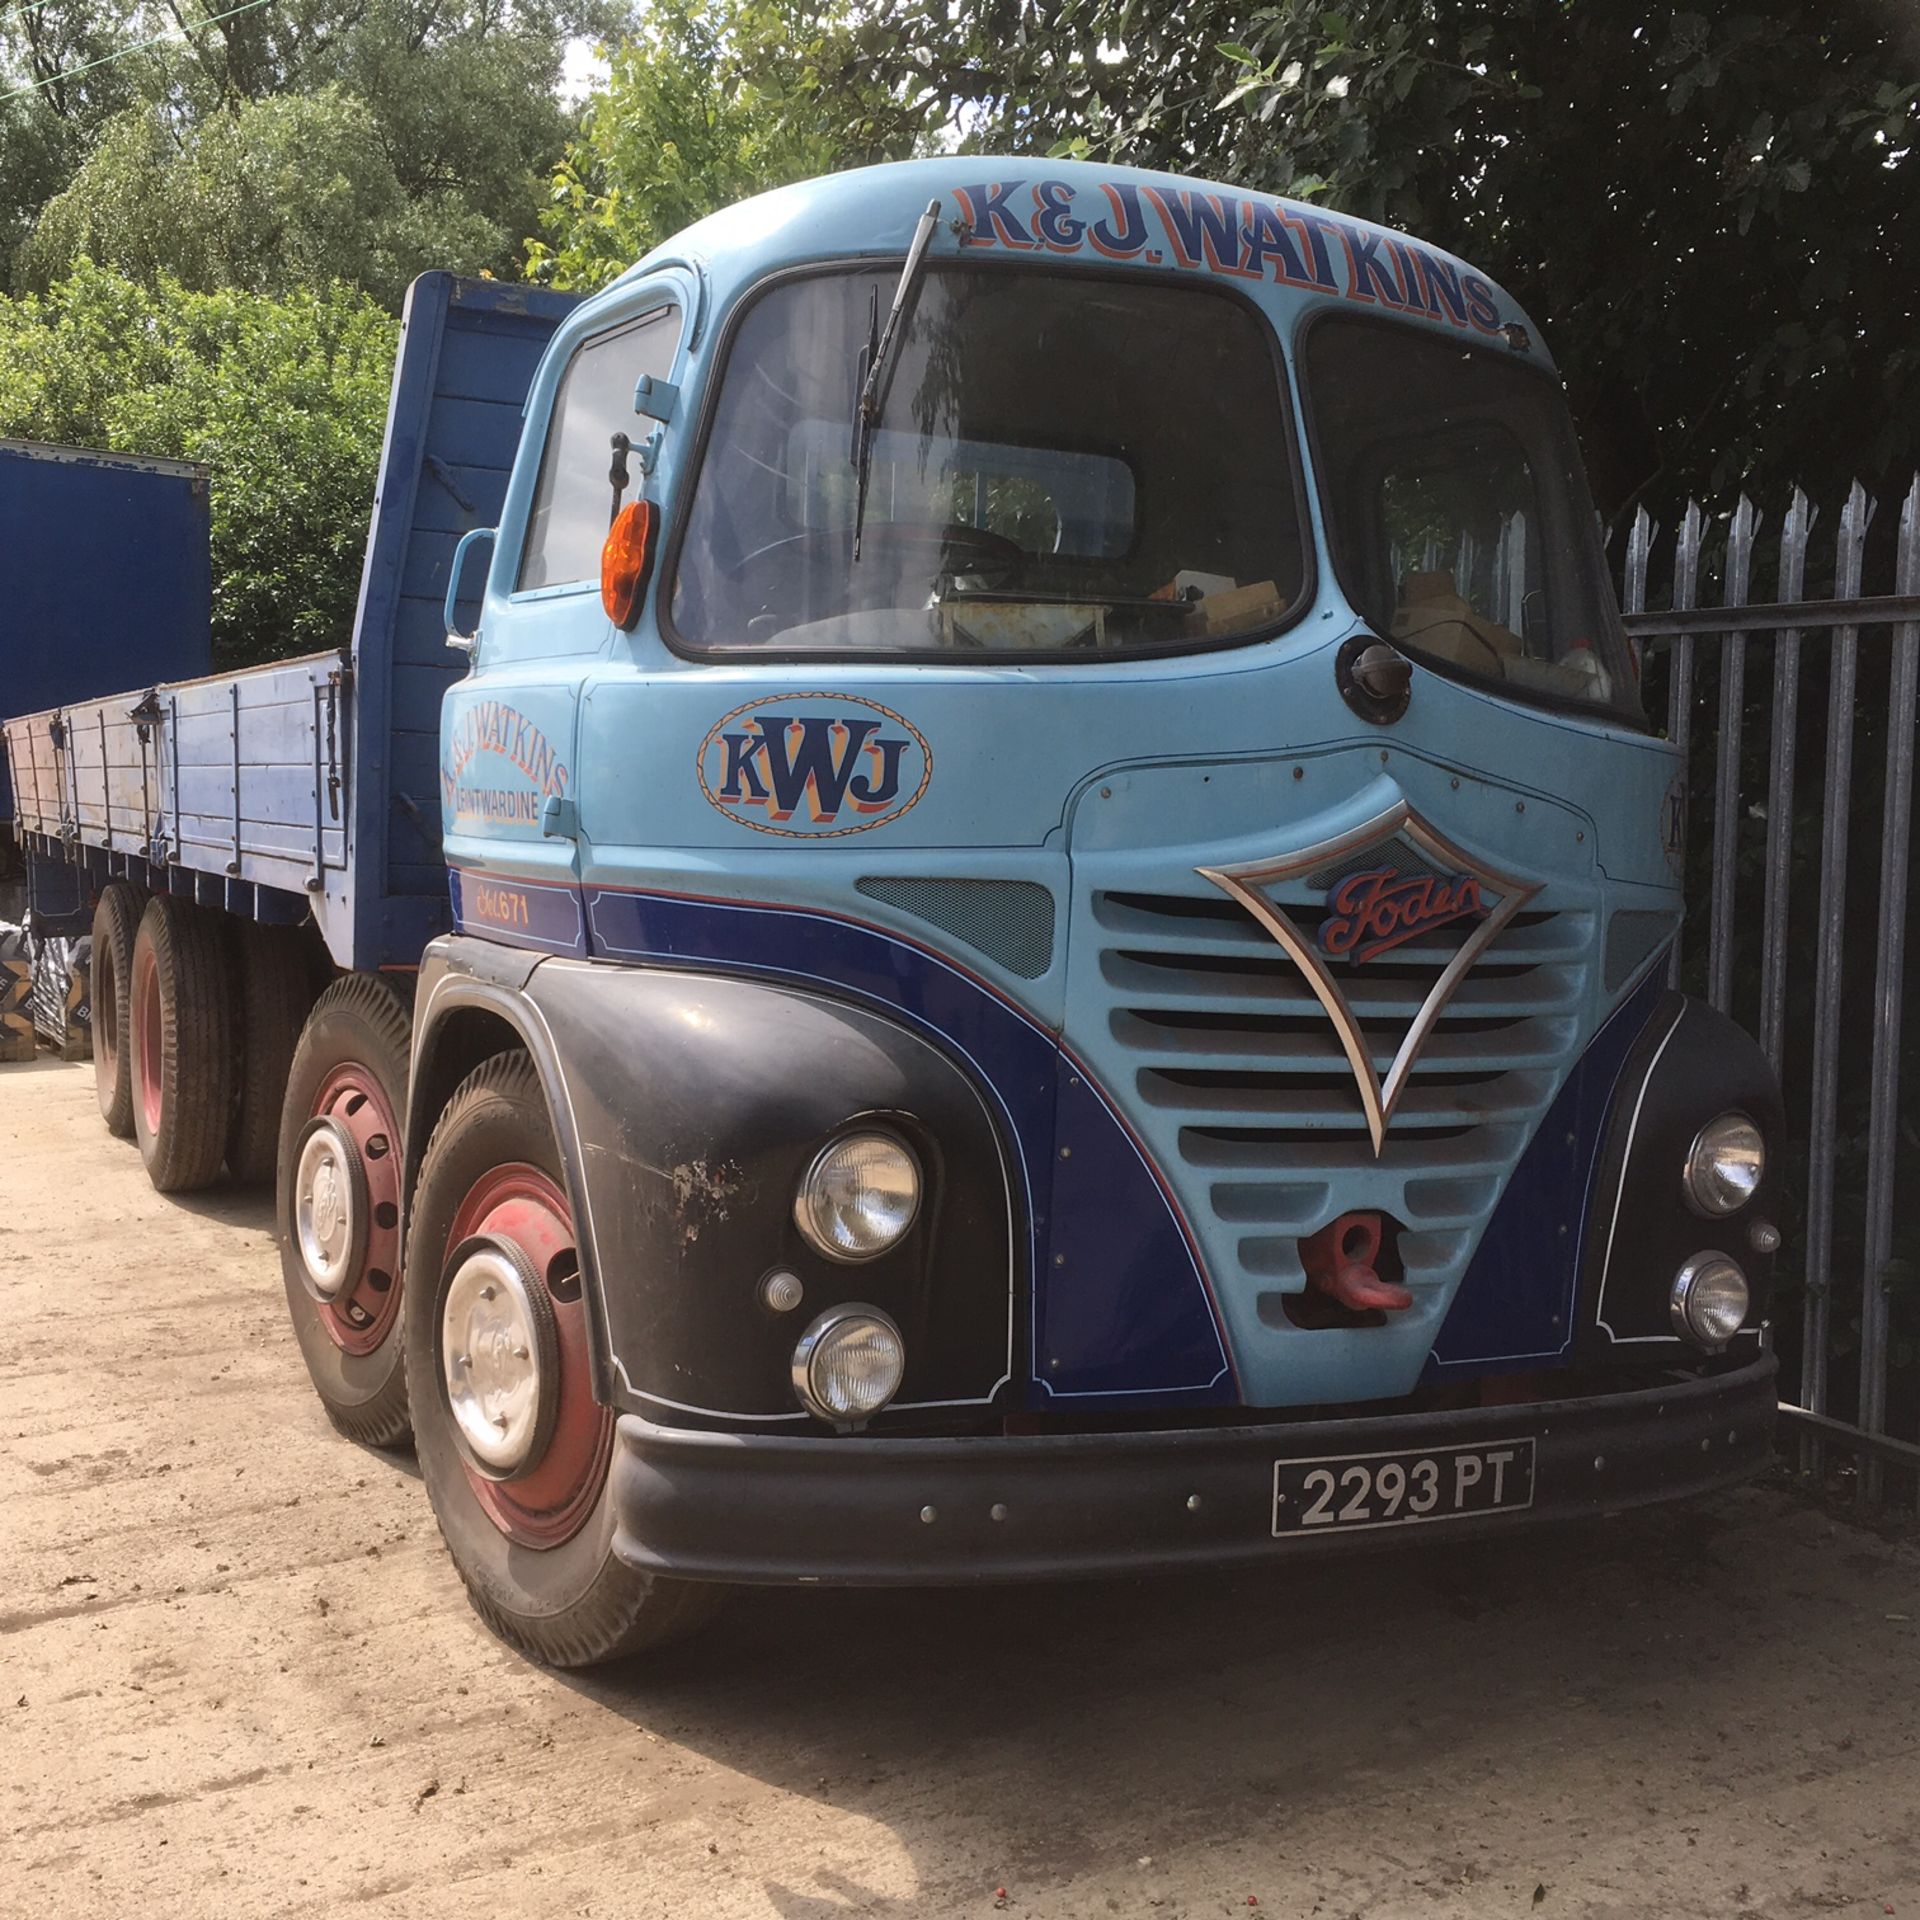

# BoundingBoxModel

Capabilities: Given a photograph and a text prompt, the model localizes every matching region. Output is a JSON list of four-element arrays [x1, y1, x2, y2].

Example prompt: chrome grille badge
[[1198, 800, 1541, 1155]]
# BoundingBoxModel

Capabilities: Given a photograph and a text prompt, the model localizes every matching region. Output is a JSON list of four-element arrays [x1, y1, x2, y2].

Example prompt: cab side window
[[516, 304, 679, 592]]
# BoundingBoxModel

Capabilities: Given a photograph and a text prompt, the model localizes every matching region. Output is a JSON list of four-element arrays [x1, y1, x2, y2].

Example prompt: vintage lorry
[[3, 160, 1785, 1667]]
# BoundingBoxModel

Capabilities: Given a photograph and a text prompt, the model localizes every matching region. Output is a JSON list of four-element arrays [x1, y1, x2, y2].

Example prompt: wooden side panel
[[5, 654, 348, 918], [3, 714, 65, 839], [164, 659, 349, 887]]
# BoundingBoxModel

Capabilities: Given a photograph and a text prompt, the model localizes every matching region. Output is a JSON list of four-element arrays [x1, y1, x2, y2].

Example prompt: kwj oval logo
[[696, 693, 932, 837]]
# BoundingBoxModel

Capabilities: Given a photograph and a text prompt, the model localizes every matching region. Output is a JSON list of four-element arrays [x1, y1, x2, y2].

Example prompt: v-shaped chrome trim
[[1197, 800, 1541, 1156]]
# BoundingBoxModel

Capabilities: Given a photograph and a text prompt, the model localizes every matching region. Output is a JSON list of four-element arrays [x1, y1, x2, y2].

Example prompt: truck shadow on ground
[[164, 1182, 278, 1232], [557, 1486, 1904, 1916]]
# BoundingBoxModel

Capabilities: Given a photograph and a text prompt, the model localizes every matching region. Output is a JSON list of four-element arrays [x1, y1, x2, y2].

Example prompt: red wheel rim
[[310, 1063, 404, 1355], [132, 942, 163, 1137], [444, 1164, 611, 1550]]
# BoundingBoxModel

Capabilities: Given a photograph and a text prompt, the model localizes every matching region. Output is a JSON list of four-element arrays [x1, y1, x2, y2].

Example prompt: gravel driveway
[[5, 1056, 1918, 1920]]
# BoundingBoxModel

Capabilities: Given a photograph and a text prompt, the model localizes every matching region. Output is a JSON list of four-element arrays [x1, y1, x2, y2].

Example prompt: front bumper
[[610, 1355, 1777, 1585]]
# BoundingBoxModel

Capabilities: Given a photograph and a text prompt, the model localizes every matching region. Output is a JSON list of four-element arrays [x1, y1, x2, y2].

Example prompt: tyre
[[405, 1052, 720, 1666], [276, 973, 414, 1446], [129, 894, 234, 1192], [227, 921, 316, 1185], [90, 881, 144, 1137]]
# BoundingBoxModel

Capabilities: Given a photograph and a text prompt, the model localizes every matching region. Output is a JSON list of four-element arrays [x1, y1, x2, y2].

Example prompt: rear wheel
[[90, 882, 144, 1137], [227, 921, 316, 1185], [129, 895, 234, 1191], [405, 1052, 720, 1666], [276, 973, 413, 1445]]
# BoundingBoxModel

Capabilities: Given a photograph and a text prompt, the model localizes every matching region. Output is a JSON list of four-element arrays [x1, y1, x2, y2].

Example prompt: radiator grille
[[1092, 879, 1594, 1287]]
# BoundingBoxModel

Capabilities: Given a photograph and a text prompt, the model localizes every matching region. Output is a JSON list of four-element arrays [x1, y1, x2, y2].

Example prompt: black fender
[[407, 937, 617, 1391], [409, 937, 1016, 1429], [1577, 990, 1785, 1355]]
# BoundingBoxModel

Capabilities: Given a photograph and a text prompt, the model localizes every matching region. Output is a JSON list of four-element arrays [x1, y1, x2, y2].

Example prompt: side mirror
[[445, 526, 498, 656]]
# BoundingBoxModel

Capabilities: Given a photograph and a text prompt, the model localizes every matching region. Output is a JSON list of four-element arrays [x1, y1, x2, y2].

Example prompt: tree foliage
[[0, 264, 397, 666], [18, 89, 507, 308], [1, 0, 620, 301], [929, 0, 1920, 513], [526, 0, 944, 290], [1, 0, 1911, 663]]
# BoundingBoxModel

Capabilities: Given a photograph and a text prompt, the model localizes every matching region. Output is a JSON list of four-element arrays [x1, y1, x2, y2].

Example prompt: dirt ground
[[5, 1055, 1920, 1920]]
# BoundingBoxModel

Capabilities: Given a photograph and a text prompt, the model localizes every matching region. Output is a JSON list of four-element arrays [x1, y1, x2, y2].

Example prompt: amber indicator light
[[601, 500, 657, 628]]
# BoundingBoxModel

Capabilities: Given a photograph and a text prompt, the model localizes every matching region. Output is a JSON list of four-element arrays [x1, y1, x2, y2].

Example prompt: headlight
[[795, 1131, 920, 1262], [1670, 1252, 1750, 1349], [1683, 1111, 1765, 1216], [791, 1307, 906, 1424]]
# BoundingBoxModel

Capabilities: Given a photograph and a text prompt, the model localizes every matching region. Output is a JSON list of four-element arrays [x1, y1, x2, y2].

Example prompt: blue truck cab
[[4, 161, 1786, 1666]]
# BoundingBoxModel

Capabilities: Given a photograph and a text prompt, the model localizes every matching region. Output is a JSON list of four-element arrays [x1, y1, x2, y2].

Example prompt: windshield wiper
[[850, 197, 941, 562]]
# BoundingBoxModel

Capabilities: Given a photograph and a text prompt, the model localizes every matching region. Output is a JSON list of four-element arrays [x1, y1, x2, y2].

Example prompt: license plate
[[1272, 1438, 1536, 1536]]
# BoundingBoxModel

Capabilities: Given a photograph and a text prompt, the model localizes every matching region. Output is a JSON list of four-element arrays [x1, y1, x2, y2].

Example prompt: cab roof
[[612, 156, 1550, 372]]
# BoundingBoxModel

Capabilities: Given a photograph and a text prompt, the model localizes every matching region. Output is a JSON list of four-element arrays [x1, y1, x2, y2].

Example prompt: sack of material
[[30, 932, 91, 1059], [0, 921, 31, 1064]]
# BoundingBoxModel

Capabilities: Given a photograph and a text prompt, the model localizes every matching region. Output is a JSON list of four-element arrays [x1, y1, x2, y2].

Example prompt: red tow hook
[[1299, 1211, 1413, 1313]]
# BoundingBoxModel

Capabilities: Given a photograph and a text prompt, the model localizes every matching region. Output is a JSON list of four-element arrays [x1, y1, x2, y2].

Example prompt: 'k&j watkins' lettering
[[950, 182, 1036, 250], [717, 716, 909, 824], [1030, 180, 1086, 251], [1240, 203, 1311, 285], [1341, 226, 1406, 305], [954, 178, 1504, 333], [1143, 187, 1253, 276], [1089, 184, 1152, 258]]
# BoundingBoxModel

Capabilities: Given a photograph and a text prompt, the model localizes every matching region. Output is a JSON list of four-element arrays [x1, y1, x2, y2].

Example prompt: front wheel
[[405, 1052, 720, 1666]]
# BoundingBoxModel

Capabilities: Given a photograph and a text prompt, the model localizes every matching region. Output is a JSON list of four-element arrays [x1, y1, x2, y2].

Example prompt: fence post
[[1801, 480, 1873, 1474], [1758, 488, 1814, 1077], [1708, 496, 1757, 1014], [1667, 502, 1704, 988], [1858, 476, 1920, 1503], [1623, 506, 1655, 695]]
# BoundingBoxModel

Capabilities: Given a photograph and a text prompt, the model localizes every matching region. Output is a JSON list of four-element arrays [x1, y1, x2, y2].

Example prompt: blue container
[[0, 440, 211, 821]]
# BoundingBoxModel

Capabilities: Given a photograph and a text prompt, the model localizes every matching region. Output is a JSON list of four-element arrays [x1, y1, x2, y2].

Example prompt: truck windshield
[[1305, 315, 1640, 722], [669, 267, 1308, 656]]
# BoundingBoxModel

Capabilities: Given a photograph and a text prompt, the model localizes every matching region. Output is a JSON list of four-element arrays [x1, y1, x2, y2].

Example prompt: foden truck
[[3, 161, 1785, 1667]]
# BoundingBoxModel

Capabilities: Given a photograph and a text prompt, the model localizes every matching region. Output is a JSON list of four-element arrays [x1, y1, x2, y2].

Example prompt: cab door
[[442, 286, 688, 957]]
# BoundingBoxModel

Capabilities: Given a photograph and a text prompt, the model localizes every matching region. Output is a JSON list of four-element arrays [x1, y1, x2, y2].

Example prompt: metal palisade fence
[[1617, 476, 1920, 1507]]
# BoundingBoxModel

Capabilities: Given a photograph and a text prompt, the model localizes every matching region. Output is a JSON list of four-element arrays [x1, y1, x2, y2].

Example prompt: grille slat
[[1098, 890, 1589, 960], [1100, 950, 1585, 1020], [1113, 1009, 1577, 1075], [1175, 1121, 1534, 1174], [1138, 1067, 1555, 1127], [1093, 897, 1590, 962]]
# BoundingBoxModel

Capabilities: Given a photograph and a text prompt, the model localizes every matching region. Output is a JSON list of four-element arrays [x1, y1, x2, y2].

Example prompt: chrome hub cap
[[441, 1240, 554, 1477], [294, 1119, 362, 1300]]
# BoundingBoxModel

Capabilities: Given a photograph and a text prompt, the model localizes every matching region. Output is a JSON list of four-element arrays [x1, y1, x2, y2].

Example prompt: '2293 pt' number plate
[[1272, 1439, 1536, 1536]]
